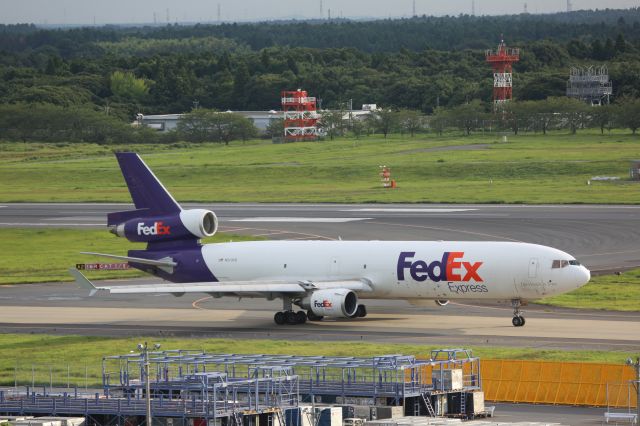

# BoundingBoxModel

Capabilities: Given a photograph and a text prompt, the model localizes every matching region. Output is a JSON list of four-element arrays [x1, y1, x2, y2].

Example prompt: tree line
[[1, 98, 638, 144], [0, 9, 639, 140]]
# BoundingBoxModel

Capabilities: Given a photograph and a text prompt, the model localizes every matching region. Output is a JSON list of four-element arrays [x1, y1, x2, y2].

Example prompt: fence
[[482, 359, 637, 408]]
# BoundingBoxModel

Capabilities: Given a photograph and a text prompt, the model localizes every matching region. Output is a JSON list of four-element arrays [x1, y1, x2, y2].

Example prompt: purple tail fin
[[107, 152, 181, 226]]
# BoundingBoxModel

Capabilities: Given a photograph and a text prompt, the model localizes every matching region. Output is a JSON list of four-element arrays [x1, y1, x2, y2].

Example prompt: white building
[[137, 107, 375, 134], [138, 110, 283, 133]]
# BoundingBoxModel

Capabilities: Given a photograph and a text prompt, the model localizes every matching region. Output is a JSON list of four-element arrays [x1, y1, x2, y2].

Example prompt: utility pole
[[627, 357, 640, 422], [138, 342, 161, 426]]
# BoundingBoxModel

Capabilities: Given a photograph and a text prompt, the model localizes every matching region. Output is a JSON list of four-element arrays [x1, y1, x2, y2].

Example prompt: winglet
[[68, 268, 99, 296]]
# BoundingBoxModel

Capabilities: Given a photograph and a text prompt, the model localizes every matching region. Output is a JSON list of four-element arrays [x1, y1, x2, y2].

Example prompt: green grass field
[[0, 334, 635, 387], [0, 228, 261, 284], [537, 268, 640, 311], [1, 132, 639, 204]]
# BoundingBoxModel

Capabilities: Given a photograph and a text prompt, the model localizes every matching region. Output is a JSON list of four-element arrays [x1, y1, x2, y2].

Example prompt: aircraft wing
[[69, 268, 372, 297]]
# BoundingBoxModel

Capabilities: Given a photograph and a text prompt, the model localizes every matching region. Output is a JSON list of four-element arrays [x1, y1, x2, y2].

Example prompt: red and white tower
[[281, 89, 319, 142], [485, 38, 520, 109]]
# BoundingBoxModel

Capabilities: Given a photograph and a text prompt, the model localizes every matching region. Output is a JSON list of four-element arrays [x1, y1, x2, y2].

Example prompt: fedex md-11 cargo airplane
[[70, 152, 591, 327]]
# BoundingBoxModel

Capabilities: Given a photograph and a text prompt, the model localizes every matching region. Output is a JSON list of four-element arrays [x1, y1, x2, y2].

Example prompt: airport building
[[136, 107, 376, 134]]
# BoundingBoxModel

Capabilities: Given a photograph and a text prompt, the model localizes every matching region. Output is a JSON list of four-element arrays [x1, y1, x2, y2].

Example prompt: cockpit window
[[552, 259, 580, 268]]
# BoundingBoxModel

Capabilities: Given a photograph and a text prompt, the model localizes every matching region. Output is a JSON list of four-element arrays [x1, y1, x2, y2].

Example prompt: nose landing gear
[[511, 299, 526, 327]]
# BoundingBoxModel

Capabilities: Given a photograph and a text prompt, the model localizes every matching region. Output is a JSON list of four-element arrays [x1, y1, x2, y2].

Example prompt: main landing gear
[[274, 296, 307, 325], [274, 310, 307, 325], [511, 299, 526, 327]]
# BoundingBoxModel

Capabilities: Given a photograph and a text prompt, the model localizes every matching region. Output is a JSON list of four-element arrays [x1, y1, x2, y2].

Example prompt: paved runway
[[2, 202, 640, 271]]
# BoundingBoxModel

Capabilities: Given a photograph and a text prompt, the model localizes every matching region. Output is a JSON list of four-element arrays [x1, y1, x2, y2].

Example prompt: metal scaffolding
[[102, 351, 481, 405], [566, 65, 612, 105], [1, 350, 483, 424]]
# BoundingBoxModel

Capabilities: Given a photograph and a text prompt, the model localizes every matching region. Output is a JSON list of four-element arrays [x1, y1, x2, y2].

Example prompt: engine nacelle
[[435, 299, 450, 306], [112, 209, 218, 243], [302, 289, 359, 318]]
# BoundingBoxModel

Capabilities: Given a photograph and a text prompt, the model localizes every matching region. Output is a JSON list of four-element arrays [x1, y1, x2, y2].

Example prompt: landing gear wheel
[[307, 311, 324, 321], [285, 310, 297, 325], [511, 299, 526, 327], [512, 316, 525, 327], [356, 304, 367, 318], [295, 311, 307, 324], [274, 312, 285, 325]]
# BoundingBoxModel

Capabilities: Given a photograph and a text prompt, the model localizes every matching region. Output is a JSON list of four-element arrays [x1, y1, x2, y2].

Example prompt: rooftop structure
[[566, 65, 612, 106]]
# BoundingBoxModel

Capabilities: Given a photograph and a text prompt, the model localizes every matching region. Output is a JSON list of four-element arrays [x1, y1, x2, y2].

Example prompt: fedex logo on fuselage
[[397, 251, 483, 282], [137, 221, 171, 236]]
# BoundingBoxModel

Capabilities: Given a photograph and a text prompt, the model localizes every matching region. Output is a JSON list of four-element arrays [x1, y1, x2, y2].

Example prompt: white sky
[[1, 0, 638, 25]]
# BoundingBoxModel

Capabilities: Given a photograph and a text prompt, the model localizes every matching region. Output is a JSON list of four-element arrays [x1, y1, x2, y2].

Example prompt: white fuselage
[[202, 240, 590, 301]]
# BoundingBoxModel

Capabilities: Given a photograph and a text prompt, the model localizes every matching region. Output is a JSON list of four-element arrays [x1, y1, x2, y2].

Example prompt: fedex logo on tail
[[137, 221, 171, 236], [397, 251, 483, 282]]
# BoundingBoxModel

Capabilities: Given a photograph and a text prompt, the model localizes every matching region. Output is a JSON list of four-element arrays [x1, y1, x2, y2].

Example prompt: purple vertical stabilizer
[[115, 152, 181, 215]]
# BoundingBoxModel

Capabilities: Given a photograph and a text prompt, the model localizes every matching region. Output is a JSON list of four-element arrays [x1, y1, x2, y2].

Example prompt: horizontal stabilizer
[[81, 251, 176, 267], [80, 252, 176, 272]]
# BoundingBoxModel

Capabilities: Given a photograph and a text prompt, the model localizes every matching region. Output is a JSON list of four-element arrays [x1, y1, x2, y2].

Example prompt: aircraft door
[[528, 258, 539, 278]]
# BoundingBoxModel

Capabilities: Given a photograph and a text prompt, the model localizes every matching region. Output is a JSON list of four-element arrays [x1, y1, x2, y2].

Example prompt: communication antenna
[[472, 0, 476, 16], [153, 12, 157, 24], [413, 0, 416, 17], [523, 3, 528, 13], [320, 0, 323, 18], [217, 4, 221, 22], [567, 0, 572, 12], [166, 8, 170, 23], [328, 8, 331, 20]]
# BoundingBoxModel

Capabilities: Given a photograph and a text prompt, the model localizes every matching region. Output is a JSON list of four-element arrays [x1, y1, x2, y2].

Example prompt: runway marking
[[229, 217, 371, 223], [367, 221, 522, 242], [47, 217, 105, 221], [219, 225, 336, 241], [0, 222, 104, 226], [192, 296, 213, 310], [251, 230, 292, 237], [577, 249, 640, 258], [217, 226, 253, 232], [344, 208, 477, 213]]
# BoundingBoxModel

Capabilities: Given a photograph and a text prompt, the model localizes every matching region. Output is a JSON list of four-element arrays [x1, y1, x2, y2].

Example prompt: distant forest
[[1, 8, 639, 120]]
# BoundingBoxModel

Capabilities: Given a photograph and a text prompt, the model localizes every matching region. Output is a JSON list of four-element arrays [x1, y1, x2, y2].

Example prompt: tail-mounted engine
[[301, 288, 359, 318], [110, 209, 218, 243]]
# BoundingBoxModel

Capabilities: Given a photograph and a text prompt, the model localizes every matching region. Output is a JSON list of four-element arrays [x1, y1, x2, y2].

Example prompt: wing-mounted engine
[[110, 209, 218, 243], [301, 288, 359, 318]]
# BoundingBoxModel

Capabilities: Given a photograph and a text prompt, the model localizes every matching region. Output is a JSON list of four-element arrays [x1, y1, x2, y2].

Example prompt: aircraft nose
[[575, 266, 590, 288]]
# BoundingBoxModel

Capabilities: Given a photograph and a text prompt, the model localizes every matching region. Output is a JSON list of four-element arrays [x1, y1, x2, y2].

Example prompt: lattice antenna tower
[[281, 90, 319, 142], [485, 37, 520, 110]]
